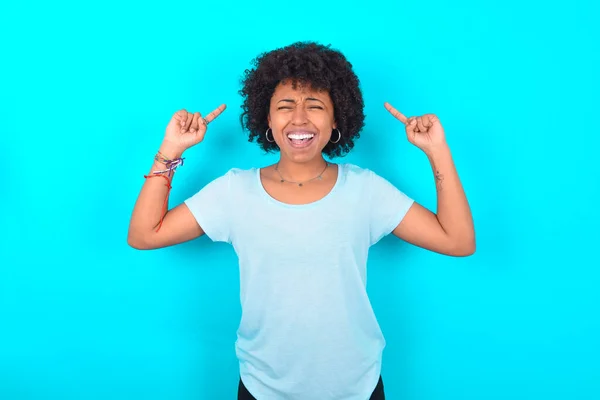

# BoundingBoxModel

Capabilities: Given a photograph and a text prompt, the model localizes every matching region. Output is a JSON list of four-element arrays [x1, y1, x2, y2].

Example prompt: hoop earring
[[330, 129, 341, 144], [265, 128, 275, 143]]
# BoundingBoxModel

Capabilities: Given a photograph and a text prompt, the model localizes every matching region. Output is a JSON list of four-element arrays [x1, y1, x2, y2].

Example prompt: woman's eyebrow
[[276, 97, 325, 104]]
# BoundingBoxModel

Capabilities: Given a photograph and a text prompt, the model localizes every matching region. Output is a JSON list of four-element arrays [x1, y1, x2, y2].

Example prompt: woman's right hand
[[162, 104, 227, 154]]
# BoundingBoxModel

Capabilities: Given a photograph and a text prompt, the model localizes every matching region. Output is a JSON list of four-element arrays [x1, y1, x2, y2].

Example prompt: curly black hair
[[239, 41, 365, 158]]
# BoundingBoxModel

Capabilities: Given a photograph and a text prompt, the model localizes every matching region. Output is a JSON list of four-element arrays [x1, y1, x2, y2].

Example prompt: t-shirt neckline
[[256, 163, 343, 208]]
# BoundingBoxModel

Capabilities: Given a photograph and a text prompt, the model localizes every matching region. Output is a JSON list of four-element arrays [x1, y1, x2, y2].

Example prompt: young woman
[[128, 41, 475, 400]]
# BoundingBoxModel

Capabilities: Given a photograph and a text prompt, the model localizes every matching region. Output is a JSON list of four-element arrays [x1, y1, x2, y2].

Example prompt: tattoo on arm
[[435, 170, 444, 190]]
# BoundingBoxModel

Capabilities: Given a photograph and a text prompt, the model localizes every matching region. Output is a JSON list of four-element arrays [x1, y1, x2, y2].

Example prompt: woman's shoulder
[[338, 162, 374, 180], [220, 166, 258, 183], [224, 166, 256, 176]]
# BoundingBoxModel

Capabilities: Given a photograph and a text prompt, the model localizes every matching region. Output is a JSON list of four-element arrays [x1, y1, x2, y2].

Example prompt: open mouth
[[287, 132, 316, 148]]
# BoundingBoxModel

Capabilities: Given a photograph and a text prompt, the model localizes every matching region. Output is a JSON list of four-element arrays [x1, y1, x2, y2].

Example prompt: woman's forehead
[[272, 80, 331, 100]]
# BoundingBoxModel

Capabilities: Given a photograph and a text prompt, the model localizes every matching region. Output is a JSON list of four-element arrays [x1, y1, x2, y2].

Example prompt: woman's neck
[[275, 156, 329, 182]]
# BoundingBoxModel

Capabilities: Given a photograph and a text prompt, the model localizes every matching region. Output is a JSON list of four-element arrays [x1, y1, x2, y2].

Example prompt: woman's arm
[[127, 141, 204, 250], [384, 103, 475, 257], [127, 105, 226, 250]]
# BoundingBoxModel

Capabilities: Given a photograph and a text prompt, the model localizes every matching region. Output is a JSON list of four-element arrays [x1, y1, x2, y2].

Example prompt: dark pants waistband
[[238, 375, 385, 399]]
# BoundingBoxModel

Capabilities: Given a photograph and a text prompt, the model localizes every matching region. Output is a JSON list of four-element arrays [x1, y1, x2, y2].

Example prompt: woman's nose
[[291, 106, 308, 124]]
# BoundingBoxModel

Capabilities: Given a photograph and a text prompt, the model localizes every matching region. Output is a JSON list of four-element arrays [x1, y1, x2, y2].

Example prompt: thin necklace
[[274, 162, 329, 187]]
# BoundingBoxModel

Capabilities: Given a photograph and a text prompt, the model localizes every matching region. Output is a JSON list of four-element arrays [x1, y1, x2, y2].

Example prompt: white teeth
[[287, 133, 315, 140]]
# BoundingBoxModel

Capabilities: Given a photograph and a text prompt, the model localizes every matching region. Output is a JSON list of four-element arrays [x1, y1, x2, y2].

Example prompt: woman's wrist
[[158, 141, 185, 159], [425, 143, 451, 162]]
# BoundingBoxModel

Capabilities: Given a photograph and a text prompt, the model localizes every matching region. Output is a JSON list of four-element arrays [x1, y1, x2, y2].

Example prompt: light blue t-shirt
[[184, 163, 414, 400]]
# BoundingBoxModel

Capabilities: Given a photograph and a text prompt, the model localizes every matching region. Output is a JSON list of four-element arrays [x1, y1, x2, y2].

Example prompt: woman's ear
[[268, 113, 271, 128]]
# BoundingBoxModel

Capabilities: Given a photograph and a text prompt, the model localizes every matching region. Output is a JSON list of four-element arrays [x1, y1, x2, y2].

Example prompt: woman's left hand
[[384, 102, 447, 155]]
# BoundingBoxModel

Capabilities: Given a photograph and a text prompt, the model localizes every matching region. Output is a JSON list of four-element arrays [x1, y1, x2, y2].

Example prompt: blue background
[[1, 0, 599, 399]]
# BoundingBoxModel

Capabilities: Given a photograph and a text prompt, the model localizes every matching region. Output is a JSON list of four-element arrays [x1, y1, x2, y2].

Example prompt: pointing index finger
[[384, 102, 408, 124], [203, 104, 227, 124]]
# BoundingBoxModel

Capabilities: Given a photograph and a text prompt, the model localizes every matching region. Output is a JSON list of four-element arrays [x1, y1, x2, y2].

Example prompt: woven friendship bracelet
[[152, 152, 185, 177]]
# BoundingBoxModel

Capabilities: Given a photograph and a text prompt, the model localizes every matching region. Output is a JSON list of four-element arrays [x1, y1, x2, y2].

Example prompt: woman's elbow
[[127, 231, 152, 250], [443, 234, 476, 257], [454, 238, 476, 257]]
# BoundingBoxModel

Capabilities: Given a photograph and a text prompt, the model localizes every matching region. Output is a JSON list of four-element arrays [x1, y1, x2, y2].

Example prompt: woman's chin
[[281, 142, 326, 163]]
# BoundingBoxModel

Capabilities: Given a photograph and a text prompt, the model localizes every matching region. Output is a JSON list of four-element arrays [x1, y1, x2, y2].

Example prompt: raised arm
[[127, 105, 226, 250], [384, 102, 475, 257]]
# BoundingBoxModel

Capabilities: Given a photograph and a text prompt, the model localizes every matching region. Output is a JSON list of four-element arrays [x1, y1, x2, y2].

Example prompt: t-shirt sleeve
[[183, 170, 233, 243], [368, 169, 415, 246]]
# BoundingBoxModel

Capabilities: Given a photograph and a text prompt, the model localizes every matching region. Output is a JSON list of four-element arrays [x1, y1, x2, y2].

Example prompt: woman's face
[[267, 80, 336, 164]]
